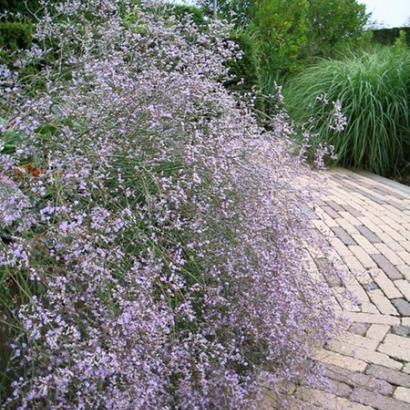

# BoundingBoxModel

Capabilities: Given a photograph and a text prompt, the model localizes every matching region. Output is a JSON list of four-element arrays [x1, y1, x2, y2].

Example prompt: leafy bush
[[248, 0, 309, 80], [285, 47, 410, 176], [0, 1, 337, 408], [200, 0, 368, 78], [0, 22, 32, 51], [172, 4, 206, 26], [305, 0, 368, 58], [371, 27, 410, 47], [0, 0, 42, 14], [224, 30, 260, 94]]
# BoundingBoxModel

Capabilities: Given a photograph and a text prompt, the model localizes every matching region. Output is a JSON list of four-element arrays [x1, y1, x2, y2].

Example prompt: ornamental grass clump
[[0, 1, 337, 408], [285, 47, 410, 177]]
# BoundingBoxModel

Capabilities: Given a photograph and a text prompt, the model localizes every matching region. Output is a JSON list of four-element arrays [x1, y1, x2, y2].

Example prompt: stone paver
[[395, 388, 410, 404], [262, 169, 410, 409]]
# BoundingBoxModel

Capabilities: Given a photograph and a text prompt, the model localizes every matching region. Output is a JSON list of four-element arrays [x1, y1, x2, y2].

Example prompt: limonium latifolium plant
[[0, 1, 337, 408]]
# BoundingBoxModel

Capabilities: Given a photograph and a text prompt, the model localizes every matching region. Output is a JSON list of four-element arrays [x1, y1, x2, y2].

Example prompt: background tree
[[249, 0, 309, 79], [306, 0, 369, 57], [200, 0, 369, 78]]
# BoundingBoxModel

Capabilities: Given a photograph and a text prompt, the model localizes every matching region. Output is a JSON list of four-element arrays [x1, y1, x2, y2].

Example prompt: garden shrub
[[371, 27, 410, 47], [172, 4, 206, 26], [224, 30, 260, 94], [248, 0, 309, 80], [285, 47, 410, 176], [0, 22, 32, 51], [0, 0, 42, 14], [304, 0, 368, 58], [200, 0, 368, 76], [0, 1, 337, 408]]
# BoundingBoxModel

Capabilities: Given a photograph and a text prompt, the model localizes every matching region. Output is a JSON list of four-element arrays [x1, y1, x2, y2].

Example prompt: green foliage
[[395, 30, 408, 51], [172, 4, 206, 26], [248, 0, 309, 79], [0, 22, 32, 51], [199, 0, 369, 113], [371, 27, 410, 47], [306, 0, 368, 57], [285, 47, 410, 177], [224, 30, 260, 94], [201, 0, 256, 25], [0, 0, 41, 14], [355, 29, 374, 50]]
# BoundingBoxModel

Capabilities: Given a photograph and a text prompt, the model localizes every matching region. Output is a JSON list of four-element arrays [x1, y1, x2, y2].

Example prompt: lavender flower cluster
[[0, 1, 337, 408]]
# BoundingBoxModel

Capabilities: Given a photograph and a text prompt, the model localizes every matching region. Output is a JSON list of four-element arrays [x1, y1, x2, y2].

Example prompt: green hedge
[[371, 27, 410, 46], [0, 22, 33, 51]]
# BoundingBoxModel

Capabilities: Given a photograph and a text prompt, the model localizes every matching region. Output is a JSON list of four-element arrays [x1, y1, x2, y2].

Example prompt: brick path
[[264, 168, 410, 409]]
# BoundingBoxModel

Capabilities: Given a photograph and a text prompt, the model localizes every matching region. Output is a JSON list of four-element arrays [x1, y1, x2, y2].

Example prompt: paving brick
[[379, 223, 406, 242], [325, 200, 345, 212], [366, 324, 390, 341], [395, 387, 410, 404], [398, 251, 410, 265], [343, 204, 364, 218], [327, 340, 403, 369], [375, 243, 406, 266], [350, 323, 371, 336], [325, 364, 393, 395], [335, 217, 360, 235], [371, 254, 403, 280], [295, 387, 372, 409], [341, 274, 370, 305], [312, 219, 333, 236], [392, 325, 410, 337], [397, 265, 410, 280], [342, 254, 368, 276], [368, 289, 399, 316], [352, 233, 380, 254], [360, 302, 380, 314], [392, 299, 410, 316], [400, 242, 410, 252], [332, 227, 357, 246], [346, 312, 400, 326], [339, 211, 362, 226], [259, 386, 313, 410], [383, 236, 408, 252], [358, 216, 385, 236], [334, 287, 361, 312], [315, 257, 342, 287], [366, 365, 410, 388], [316, 206, 339, 227], [336, 332, 379, 350], [378, 342, 410, 362], [326, 379, 353, 398], [385, 334, 410, 350], [350, 387, 410, 410], [382, 216, 407, 236], [394, 280, 410, 301], [321, 205, 340, 219], [314, 349, 367, 372], [370, 269, 402, 299], [331, 237, 353, 257], [349, 246, 377, 269], [356, 225, 382, 243], [298, 170, 410, 409], [362, 281, 379, 291]]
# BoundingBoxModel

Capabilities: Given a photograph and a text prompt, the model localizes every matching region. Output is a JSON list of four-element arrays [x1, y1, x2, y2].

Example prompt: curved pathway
[[265, 168, 410, 409]]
